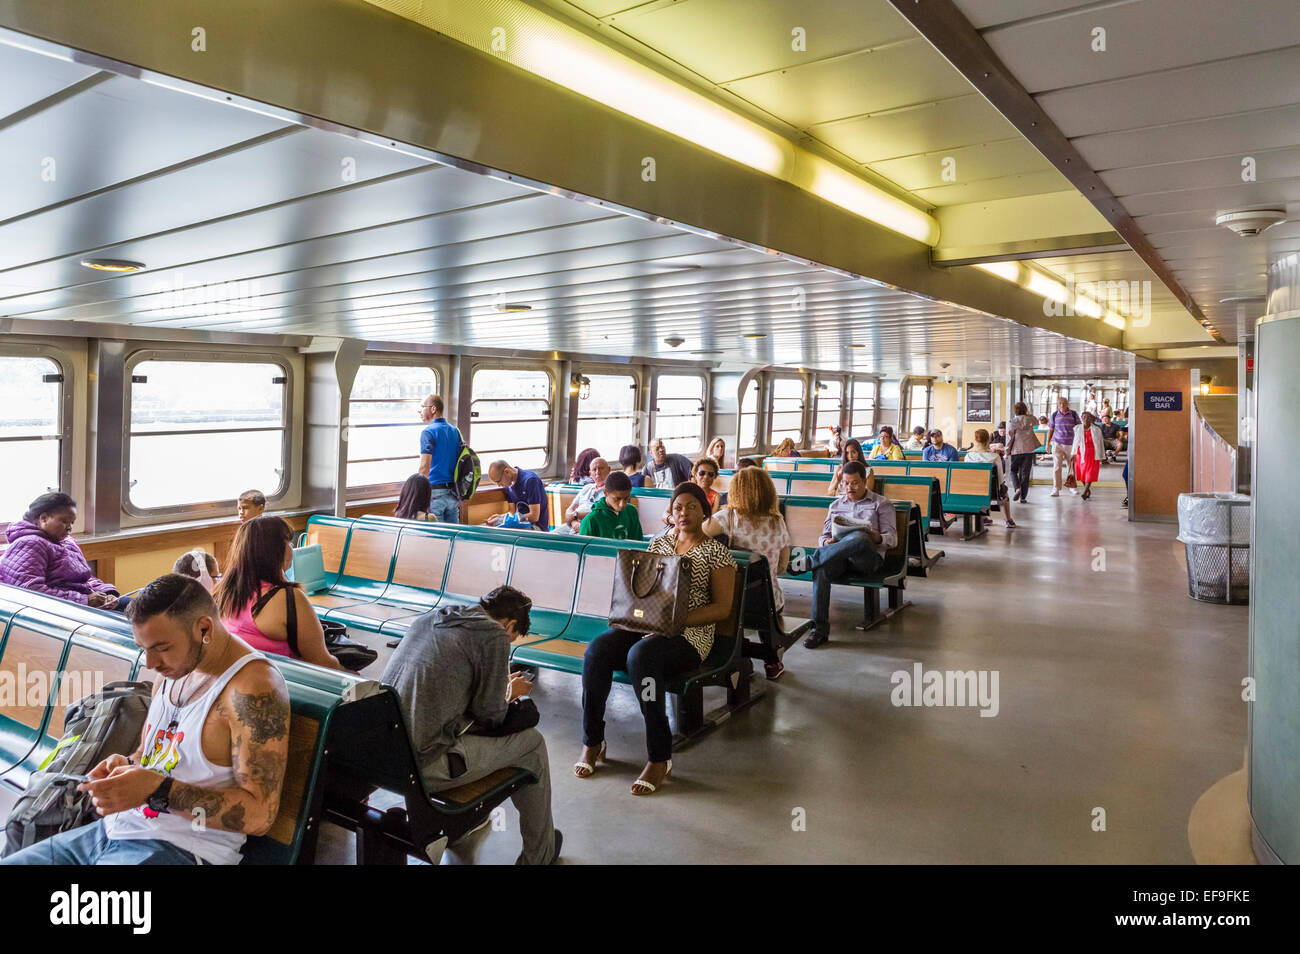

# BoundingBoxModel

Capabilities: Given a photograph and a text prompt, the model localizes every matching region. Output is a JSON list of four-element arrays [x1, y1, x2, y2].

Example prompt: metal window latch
[[131, 375, 147, 384], [42, 373, 64, 383]]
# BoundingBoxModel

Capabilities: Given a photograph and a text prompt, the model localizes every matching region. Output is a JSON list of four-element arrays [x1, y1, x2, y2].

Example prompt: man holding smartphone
[[381, 585, 562, 865]]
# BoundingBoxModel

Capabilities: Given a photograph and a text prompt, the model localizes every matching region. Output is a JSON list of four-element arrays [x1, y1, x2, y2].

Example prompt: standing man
[[486, 460, 550, 531], [642, 439, 693, 489], [1048, 395, 1081, 497], [418, 395, 462, 523], [803, 461, 898, 649]]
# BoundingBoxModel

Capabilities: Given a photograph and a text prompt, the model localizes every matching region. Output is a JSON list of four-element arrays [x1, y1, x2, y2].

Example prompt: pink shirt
[[223, 583, 292, 658]]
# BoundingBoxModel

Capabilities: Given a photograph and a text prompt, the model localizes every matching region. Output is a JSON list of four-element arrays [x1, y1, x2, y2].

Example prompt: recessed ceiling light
[[743, 333, 767, 339], [846, 344, 866, 349], [80, 258, 145, 272], [494, 302, 532, 313], [690, 349, 723, 355]]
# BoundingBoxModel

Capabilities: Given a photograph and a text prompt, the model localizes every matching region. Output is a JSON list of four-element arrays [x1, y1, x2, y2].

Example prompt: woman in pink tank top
[[214, 516, 344, 670]]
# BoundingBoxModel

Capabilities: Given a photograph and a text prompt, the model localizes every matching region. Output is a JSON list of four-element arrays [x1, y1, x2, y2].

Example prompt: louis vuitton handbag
[[610, 549, 692, 635]]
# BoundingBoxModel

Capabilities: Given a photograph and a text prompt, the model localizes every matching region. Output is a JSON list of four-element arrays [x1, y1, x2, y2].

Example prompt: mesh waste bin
[[1176, 492, 1250, 604]]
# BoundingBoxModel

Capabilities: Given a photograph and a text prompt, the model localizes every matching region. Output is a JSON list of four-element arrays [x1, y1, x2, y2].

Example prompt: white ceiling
[[0, 36, 1133, 377], [954, 0, 1300, 340]]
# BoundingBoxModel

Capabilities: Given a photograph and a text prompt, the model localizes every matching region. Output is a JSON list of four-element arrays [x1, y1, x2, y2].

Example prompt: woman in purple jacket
[[0, 493, 126, 610]]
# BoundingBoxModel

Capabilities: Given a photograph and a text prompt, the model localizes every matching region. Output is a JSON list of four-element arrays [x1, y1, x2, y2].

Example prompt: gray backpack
[[2, 680, 152, 857]]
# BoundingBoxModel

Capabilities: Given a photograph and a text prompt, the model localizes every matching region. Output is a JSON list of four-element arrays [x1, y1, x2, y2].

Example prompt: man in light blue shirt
[[921, 429, 960, 462], [417, 395, 462, 523], [804, 461, 898, 649]]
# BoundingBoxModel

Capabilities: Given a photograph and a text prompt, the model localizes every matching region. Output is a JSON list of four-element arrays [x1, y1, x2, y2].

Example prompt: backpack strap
[[251, 584, 300, 658]]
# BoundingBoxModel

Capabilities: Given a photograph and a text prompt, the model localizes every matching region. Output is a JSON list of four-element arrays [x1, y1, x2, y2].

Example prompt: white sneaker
[[1050, 490, 1060, 497], [1069, 488, 1079, 496]]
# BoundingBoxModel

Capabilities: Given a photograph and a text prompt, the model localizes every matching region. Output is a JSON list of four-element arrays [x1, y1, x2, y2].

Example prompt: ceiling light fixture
[[743, 333, 768, 339], [494, 302, 532, 313], [80, 258, 145, 273], [363, 0, 940, 245]]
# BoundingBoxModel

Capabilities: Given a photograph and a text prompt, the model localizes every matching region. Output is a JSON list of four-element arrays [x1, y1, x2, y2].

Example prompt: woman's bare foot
[[630, 760, 671, 795], [573, 741, 604, 778]]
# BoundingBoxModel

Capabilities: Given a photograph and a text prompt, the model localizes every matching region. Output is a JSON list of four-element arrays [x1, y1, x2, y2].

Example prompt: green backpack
[[452, 429, 482, 500]]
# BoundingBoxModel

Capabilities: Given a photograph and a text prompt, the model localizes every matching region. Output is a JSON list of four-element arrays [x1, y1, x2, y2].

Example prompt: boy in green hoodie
[[578, 471, 642, 540]]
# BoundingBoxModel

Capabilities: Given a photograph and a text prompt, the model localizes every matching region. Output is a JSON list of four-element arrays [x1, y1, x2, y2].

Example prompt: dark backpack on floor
[[3, 680, 152, 857]]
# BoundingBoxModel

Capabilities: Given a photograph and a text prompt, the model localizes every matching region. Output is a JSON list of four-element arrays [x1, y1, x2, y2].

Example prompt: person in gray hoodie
[[381, 586, 561, 865]]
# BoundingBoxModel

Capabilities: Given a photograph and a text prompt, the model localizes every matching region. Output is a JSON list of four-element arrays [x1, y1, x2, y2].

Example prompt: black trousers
[[1009, 453, 1035, 500], [582, 628, 701, 763]]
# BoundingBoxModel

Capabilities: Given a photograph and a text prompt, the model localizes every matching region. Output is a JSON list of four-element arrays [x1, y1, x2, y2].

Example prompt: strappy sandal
[[630, 760, 672, 796], [573, 740, 605, 779]]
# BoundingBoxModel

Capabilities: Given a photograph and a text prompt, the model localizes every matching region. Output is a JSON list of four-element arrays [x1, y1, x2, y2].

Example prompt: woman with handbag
[[1004, 401, 1040, 503], [214, 516, 346, 671], [574, 482, 736, 795]]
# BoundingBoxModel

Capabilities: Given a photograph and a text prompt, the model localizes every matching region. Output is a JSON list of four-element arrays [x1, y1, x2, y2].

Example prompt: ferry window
[[127, 359, 287, 511], [907, 381, 934, 434], [0, 355, 63, 519], [768, 377, 804, 447], [739, 378, 759, 450], [471, 367, 552, 472], [851, 378, 876, 436], [575, 374, 638, 457], [814, 378, 843, 438], [653, 373, 705, 455], [346, 364, 441, 491]]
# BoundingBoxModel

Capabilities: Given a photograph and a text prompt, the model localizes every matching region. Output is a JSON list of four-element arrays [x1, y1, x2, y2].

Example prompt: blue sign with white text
[[1144, 391, 1182, 412]]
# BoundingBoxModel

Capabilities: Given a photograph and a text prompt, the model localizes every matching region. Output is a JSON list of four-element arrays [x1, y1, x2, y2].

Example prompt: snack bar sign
[[1143, 391, 1183, 412]]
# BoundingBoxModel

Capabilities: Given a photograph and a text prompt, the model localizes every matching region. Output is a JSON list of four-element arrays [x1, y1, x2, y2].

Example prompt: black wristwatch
[[146, 775, 174, 814]]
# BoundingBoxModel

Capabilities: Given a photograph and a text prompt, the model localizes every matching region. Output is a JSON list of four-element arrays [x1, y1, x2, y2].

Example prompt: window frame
[[121, 350, 293, 518], [344, 358, 443, 499], [650, 370, 708, 457], [738, 376, 761, 453], [849, 376, 878, 438], [0, 344, 73, 509], [469, 362, 556, 476], [904, 377, 935, 435], [766, 373, 807, 448], [573, 368, 641, 459], [813, 374, 845, 438]]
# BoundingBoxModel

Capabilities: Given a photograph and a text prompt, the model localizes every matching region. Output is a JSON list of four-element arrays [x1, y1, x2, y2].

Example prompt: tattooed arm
[[166, 662, 291, 836]]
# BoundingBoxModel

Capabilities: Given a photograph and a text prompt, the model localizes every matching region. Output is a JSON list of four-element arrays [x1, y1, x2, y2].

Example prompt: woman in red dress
[[1071, 411, 1104, 500]]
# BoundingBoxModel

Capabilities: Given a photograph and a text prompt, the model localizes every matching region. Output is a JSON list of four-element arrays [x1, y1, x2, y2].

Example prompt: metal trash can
[[1176, 492, 1250, 604]]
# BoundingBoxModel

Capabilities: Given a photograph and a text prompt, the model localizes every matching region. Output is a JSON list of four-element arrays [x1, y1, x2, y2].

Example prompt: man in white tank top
[[2, 575, 290, 866]]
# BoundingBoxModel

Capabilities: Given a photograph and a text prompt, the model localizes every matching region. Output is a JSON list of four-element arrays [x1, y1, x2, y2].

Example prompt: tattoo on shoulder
[[232, 689, 289, 745]]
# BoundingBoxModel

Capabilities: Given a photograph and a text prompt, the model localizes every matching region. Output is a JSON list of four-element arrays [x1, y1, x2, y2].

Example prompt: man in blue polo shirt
[[417, 395, 462, 523], [485, 460, 550, 531], [922, 428, 960, 462]]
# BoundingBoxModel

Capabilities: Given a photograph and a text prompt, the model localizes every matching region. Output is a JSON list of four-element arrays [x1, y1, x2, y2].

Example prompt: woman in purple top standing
[[0, 493, 126, 610]]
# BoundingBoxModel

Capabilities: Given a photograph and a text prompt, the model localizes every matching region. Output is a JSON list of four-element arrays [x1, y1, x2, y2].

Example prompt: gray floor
[[319, 482, 1249, 864]]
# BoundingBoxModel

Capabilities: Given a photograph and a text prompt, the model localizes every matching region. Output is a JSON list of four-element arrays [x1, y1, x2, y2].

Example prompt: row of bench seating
[[298, 515, 803, 744], [0, 583, 536, 865]]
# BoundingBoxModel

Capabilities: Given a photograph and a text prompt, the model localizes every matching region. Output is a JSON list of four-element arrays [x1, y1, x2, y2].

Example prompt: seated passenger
[[871, 428, 904, 460], [0, 493, 127, 611], [394, 473, 435, 521], [485, 460, 550, 531], [803, 462, 897, 649], [575, 482, 736, 795], [237, 489, 266, 523], [1100, 414, 1125, 460], [903, 425, 927, 450], [619, 444, 647, 488], [989, 421, 1009, 456], [570, 447, 601, 484], [773, 437, 801, 458], [642, 439, 693, 489], [828, 439, 864, 496], [737, 457, 759, 469], [692, 457, 724, 511], [706, 437, 727, 471], [561, 457, 610, 531], [965, 429, 1016, 529], [579, 472, 641, 540], [703, 467, 791, 680], [1, 574, 289, 866], [382, 585, 561, 865], [173, 549, 220, 592], [214, 516, 345, 671], [922, 429, 959, 462]]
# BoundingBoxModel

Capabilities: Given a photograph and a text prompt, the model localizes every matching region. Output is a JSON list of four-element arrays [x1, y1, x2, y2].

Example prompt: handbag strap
[[630, 557, 667, 599], [252, 584, 300, 657]]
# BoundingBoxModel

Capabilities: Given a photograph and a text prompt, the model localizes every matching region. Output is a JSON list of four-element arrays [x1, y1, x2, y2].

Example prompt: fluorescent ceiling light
[[364, 0, 939, 246], [971, 260, 1129, 331], [81, 258, 145, 272]]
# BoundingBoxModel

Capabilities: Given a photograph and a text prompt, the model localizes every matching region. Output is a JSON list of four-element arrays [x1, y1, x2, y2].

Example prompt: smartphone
[[57, 773, 90, 783]]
